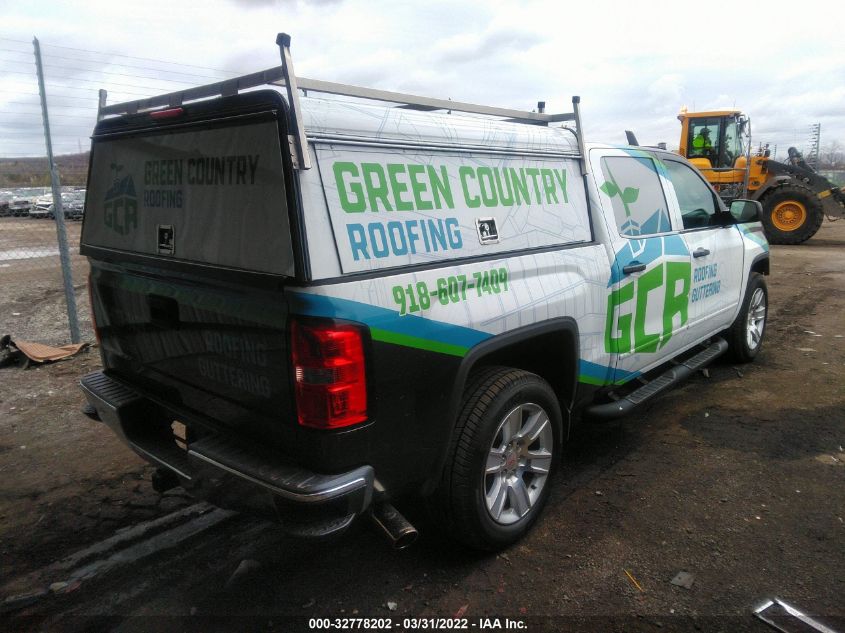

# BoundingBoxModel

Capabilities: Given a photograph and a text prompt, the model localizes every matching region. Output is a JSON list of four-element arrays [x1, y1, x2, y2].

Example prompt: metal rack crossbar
[[96, 33, 586, 173]]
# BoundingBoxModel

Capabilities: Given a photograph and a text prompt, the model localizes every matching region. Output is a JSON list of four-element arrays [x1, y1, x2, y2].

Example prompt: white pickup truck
[[80, 34, 769, 551]]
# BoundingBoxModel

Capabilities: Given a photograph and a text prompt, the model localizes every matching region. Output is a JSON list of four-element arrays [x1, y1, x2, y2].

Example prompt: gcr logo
[[103, 164, 138, 236], [605, 261, 691, 354]]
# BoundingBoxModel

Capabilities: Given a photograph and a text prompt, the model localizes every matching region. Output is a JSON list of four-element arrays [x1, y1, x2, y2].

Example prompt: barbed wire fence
[[0, 36, 239, 345]]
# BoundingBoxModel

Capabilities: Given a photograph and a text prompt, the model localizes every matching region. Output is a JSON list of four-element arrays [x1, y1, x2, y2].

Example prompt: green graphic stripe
[[578, 374, 607, 386], [370, 328, 469, 357]]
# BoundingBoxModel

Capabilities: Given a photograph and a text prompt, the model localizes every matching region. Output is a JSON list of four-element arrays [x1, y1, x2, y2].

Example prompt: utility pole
[[33, 36, 80, 343]]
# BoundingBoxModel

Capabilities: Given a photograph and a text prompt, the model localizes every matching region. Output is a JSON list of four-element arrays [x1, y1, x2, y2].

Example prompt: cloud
[[433, 28, 545, 65], [1, 0, 844, 159]]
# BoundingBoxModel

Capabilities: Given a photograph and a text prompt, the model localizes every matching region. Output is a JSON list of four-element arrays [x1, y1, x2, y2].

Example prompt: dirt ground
[[1, 221, 843, 632], [0, 217, 92, 346]]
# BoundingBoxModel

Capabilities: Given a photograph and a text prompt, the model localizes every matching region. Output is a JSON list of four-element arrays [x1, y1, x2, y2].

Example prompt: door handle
[[622, 261, 647, 274], [693, 247, 711, 258]]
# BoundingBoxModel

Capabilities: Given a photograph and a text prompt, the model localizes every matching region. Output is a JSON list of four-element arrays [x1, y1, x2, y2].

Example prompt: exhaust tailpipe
[[370, 502, 418, 550]]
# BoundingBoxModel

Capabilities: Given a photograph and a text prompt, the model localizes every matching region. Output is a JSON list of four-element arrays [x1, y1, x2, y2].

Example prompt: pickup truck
[[80, 34, 769, 551]]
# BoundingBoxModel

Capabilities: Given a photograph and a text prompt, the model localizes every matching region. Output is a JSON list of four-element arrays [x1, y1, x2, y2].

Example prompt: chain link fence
[[1, 37, 239, 345]]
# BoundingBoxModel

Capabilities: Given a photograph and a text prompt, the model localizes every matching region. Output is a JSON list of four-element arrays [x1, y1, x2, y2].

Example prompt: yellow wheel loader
[[677, 109, 845, 244]]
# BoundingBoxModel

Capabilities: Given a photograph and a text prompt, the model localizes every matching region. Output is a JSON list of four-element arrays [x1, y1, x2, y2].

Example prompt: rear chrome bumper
[[80, 371, 374, 537]]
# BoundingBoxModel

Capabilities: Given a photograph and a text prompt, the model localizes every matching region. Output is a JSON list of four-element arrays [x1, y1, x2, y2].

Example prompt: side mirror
[[729, 199, 762, 223]]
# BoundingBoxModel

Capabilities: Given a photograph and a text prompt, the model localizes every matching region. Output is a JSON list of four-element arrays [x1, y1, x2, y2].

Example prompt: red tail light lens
[[291, 319, 368, 430], [150, 107, 184, 120]]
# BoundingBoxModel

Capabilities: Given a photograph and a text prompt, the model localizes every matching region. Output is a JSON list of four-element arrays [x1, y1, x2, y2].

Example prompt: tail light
[[291, 319, 368, 430], [150, 107, 184, 120]]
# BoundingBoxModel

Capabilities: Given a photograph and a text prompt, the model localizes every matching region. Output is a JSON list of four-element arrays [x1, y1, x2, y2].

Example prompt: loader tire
[[758, 182, 823, 245]]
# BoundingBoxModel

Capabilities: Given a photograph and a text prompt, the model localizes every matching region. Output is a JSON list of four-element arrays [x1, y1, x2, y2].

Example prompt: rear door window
[[83, 115, 294, 276], [599, 156, 672, 237]]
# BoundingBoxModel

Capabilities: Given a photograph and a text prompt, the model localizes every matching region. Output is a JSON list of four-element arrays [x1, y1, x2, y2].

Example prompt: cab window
[[599, 156, 672, 238], [688, 118, 721, 164], [664, 160, 721, 229], [721, 117, 742, 168]]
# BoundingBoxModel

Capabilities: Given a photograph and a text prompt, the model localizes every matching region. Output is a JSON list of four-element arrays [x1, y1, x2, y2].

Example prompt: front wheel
[[726, 273, 768, 363], [429, 366, 561, 550]]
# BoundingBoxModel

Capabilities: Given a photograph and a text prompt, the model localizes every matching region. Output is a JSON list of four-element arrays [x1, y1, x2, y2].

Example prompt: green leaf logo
[[620, 187, 639, 204], [600, 181, 619, 197]]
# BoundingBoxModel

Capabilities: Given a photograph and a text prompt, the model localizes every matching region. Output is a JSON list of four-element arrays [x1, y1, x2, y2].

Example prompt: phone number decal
[[392, 268, 509, 316]]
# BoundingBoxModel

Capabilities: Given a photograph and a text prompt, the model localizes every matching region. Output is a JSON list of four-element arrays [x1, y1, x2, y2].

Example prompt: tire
[[429, 366, 562, 550], [758, 182, 823, 245], [726, 273, 768, 363]]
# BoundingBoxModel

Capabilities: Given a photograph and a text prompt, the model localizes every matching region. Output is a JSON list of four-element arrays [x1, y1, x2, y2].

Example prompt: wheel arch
[[750, 253, 769, 276], [457, 317, 579, 417], [420, 318, 580, 496], [751, 175, 792, 202]]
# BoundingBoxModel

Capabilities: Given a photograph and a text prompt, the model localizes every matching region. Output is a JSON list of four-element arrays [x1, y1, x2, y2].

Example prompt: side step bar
[[586, 337, 729, 421]]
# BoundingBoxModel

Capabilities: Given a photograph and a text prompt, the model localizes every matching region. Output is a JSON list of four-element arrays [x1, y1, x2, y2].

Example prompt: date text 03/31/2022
[[392, 268, 509, 316], [308, 616, 527, 630]]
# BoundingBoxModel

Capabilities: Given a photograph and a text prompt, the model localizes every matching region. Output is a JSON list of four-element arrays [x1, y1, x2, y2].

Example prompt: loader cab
[[680, 110, 745, 170]]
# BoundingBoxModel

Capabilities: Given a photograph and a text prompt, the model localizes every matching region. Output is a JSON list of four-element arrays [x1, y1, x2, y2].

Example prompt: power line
[[39, 41, 242, 74], [39, 57, 236, 81], [8, 91, 104, 103], [44, 83, 155, 97], [41, 63, 230, 84], [3, 63, 223, 92]]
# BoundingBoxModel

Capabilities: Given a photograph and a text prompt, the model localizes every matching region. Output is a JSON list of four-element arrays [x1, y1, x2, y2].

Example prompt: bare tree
[[820, 140, 844, 169]]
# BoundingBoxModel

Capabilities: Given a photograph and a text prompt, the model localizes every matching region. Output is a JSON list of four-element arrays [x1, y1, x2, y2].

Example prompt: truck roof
[[299, 95, 580, 156]]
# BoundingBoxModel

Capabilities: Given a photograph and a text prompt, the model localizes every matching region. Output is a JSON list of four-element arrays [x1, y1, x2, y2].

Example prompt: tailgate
[[90, 265, 295, 445]]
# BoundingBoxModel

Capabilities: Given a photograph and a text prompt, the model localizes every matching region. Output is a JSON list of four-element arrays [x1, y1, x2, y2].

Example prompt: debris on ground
[[14, 339, 87, 364], [754, 598, 835, 633], [0, 335, 88, 369], [386, 601, 398, 611], [624, 569, 644, 592], [670, 571, 694, 589]]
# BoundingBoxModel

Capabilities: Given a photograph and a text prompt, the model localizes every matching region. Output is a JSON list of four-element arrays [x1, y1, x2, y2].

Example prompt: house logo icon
[[103, 163, 138, 236]]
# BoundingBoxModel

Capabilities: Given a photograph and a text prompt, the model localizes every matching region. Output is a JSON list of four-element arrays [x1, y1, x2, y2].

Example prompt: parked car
[[64, 191, 86, 219], [9, 196, 33, 217], [0, 191, 12, 217], [28, 191, 85, 220], [30, 194, 54, 219]]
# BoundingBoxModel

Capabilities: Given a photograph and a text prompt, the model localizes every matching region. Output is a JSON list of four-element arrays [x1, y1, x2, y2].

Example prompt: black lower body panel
[[80, 370, 374, 537]]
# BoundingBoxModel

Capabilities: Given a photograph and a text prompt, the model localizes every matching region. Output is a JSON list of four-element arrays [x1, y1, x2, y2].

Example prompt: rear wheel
[[430, 367, 561, 550], [759, 182, 823, 244]]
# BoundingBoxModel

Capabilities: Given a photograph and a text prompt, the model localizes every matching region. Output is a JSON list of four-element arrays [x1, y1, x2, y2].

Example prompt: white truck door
[[662, 158, 744, 338], [591, 149, 692, 383]]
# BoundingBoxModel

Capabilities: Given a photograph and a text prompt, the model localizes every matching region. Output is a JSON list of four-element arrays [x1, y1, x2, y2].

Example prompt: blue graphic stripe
[[608, 235, 689, 286], [287, 291, 492, 351], [738, 223, 769, 251], [290, 292, 632, 385]]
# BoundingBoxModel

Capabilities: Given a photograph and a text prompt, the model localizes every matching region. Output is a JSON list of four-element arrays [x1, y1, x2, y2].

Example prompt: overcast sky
[[1, 0, 843, 161]]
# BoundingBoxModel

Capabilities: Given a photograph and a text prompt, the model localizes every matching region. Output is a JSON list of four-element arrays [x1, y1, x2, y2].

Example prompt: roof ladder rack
[[276, 33, 311, 170], [95, 33, 587, 174]]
